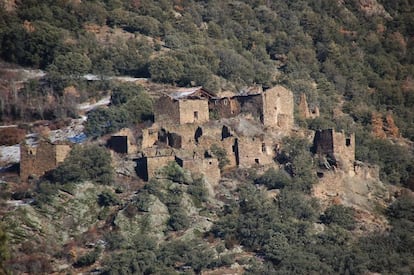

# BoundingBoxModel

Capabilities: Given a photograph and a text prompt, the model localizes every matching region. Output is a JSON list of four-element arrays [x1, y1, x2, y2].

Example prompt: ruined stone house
[[313, 129, 355, 171], [137, 85, 295, 181], [135, 148, 175, 181], [20, 139, 72, 181], [175, 154, 221, 185], [153, 87, 215, 126], [107, 128, 138, 155], [236, 136, 278, 168], [298, 93, 320, 119], [208, 85, 294, 130]]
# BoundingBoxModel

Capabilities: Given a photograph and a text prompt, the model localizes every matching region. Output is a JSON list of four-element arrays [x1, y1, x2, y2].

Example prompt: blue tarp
[[68, 133, 87, 143]]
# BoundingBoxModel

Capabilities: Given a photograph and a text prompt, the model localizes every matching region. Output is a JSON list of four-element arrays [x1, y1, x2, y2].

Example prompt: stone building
[[107, 128, 138, 155], [208, 85, 294, 131], [153, 87, 214, 126], [135, 149, 175, 181], [262, 85, 294, 130], [313, 129, 355, 171], [298, 93, 319, 119], [20, 139, 72, 181], [175, 155, 220, 185], [140, 127, 159, 149], [236, 136, 277, 168]]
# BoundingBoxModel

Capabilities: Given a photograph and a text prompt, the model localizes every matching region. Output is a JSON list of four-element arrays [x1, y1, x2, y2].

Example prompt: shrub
[[211, 144, 230, 170], [321, 205, 356, 230], [74, 248, 100, 268], [50, 145, 113, 184], [254, 168, 292, 189], [98, 191, 120, 207], [0, 128, 26, 146], [168, 206, 190, 231]]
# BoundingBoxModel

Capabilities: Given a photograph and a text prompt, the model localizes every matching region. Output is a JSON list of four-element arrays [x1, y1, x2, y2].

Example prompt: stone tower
[[313, 129, 355, 171], [261, 85, 294, 130], [20, 139, 71, 181]]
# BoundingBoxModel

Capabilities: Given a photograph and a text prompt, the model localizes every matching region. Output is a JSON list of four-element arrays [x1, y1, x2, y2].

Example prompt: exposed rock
[[114, 194, 169, 241], [313, 166, 390, 234], [384, 112, 400, 138], [371, 112, 386, 139], [358, 0, 392, 19]]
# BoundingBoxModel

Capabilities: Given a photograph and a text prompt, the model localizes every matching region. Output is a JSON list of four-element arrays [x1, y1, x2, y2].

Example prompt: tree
[[321, 205, 356, 230], [254, 168, 292, 189], [149, 55, 184, 84], [50, 145, 113, 184], [48, 52, 92, 79]]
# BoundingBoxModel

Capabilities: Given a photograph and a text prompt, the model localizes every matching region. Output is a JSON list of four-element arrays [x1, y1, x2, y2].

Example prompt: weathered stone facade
[[175, 156, 220, 185], [108, 128, 138, 155], [236, 136, 276, 168], [20, 140, 71, 181], [153, 87, 212, 126], [139, 85, 295, 181], [141, 127, 158, 149], [298, 93, 319, 119], [262, 85, 294, 130], [313, 129, 355, 170], [135, 152, 175, 181]]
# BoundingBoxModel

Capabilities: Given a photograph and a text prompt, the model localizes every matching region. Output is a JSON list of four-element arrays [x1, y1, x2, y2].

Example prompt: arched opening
[[195, 126, 203, 144], [221, 125, 232, 140]]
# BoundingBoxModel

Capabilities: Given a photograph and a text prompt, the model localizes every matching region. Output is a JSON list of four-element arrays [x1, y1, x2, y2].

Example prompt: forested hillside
[[1, 0, 414, 274]]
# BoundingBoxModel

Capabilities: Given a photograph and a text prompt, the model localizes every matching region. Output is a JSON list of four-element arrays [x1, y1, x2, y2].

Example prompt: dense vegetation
[[1, 0, 413, 186], [1, 0, 414, 273]]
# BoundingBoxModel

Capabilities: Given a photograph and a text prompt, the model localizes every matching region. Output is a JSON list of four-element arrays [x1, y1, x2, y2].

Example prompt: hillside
[[1, 0, 414, 274]]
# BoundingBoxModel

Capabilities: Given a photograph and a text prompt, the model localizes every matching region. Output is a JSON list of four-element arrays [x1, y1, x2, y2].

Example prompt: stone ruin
[[312, 129, 355, 172], [130, 85, 295, 183], [20, 139, 72, 181]]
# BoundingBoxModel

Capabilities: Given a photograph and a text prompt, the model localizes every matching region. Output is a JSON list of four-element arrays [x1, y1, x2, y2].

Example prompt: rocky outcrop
[[358, 0, 392, 19]]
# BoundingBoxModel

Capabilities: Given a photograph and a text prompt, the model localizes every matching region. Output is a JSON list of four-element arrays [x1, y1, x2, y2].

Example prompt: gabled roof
[[170, 86, 216, 100]]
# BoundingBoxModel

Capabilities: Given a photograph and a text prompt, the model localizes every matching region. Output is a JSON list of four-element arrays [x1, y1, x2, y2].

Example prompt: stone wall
[[136, 154, 175, 181], [209, 97, 241, 119], [332, 130, 355, 170], [262, 86, 294, 130], [176, 156, 220, 185], [153, 96, 180, 125], [141, 127, 158, 149], [178, 99, 209, 124], [298, 93, 319, 119], [108, 128, 138, 155], [313, 129, 355, 171], [237, 136, 275, 168], [20, 140, 71, 181]]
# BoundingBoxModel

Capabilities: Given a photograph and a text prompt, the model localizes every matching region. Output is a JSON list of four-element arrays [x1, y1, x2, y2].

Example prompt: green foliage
[[167, 206, 190, 231], [98, 191, 120, 207], [149, 55, 184, 84], [387, 195, 414, 222], [356, 132, 414, 186], [277, 137, 317, 192], [187, 178, 208, 208], [321, 205, 356, 230], [85, 82, 153, 138], [50, 145, 113, 185], [74, 248, 100, 268], [211, 144, 230, 170], [158, 162, 187, 183], [47, 52, 92, 78], [0, 224, 9, 274], [254, 168, 292, 189]]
